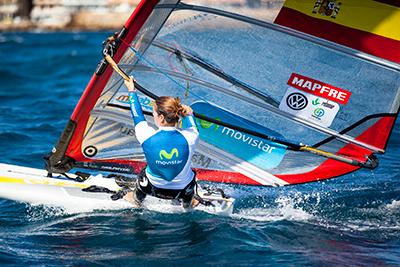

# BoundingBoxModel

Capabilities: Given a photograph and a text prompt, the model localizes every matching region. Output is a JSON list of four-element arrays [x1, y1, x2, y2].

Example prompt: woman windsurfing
[[123, 77, 199, 209]]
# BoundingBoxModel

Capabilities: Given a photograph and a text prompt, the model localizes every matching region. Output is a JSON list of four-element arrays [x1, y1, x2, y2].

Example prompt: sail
[[46, 0, 400, 186]]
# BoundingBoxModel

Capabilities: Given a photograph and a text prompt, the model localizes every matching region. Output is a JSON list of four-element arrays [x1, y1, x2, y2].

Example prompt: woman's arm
[[124, 77, 145, 125], [124, 77, 155, 144], [181, 105, 196, 128]]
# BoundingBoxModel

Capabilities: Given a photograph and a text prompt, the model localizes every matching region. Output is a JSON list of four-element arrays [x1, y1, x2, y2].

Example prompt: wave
[[0, 132, 31, 142], [0, 69, 25, 85], [386, 199, 400, 210], [0, 34, 24, 44]]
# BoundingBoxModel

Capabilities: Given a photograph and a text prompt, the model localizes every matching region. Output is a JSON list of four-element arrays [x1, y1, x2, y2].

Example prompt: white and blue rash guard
[[129, 92, 199, 190]]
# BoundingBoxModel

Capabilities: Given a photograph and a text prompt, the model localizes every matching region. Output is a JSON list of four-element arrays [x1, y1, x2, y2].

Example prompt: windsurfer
[[122, 77, 199, 209]]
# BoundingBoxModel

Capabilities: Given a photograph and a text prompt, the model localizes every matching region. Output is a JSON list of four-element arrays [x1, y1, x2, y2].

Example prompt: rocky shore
[[0, 1, 283, 32]]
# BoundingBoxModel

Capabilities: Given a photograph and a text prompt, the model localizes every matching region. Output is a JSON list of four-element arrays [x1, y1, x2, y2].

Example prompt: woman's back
[[135, 117, 198, 189], [123, 76, 199, 209]]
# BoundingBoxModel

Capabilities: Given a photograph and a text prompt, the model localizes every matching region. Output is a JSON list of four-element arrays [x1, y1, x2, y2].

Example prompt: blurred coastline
[[0, 0, 283, 31]]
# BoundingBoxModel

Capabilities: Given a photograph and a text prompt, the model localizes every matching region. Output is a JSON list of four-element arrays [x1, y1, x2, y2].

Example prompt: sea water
[[0, 32, 399, 266]]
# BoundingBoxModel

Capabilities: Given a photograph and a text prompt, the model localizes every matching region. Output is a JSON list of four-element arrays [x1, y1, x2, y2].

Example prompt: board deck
[[0, 163, 234, 215]]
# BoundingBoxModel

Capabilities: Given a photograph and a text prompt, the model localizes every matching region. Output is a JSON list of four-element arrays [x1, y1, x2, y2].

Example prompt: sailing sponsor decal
[[191, 102, 287, 170], [287, 73, 351, 105], [286, 93, 308, 110], [110, 91, 154, 112], [280, 73, 345, 127], [312, 0, 341, 19]]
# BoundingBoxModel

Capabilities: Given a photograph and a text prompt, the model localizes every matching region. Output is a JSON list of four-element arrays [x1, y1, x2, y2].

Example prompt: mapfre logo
[[287, 73, 351, 105]]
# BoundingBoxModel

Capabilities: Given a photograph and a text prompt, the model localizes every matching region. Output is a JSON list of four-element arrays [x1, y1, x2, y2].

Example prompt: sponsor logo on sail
[[221, 127, 277, 153], [322, 101, 335, 109], [287, 73, 351, 105], [312, 98, 321, 106], [115, 94, 154, 111], [286, 93, 308, 110], [313, 108, 325, 119], [193, 102, 287, 170], [198, 117, 220, 131], [280, 86, 340, 127], [197, 118, 278, 154]]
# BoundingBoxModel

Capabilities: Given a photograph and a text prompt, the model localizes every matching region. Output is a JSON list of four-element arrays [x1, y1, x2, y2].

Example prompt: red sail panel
[[65, 0, 160, 162], [275, 0, 400, 64], [277, 116, 396, 184]]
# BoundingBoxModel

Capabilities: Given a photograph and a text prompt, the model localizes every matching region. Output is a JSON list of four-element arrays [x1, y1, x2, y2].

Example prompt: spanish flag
[[275, 0, 400, 64]]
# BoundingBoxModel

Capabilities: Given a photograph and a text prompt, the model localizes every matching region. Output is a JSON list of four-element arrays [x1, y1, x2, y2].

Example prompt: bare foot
[[191, 198, 200, 208], [123, 191, 141, 208]]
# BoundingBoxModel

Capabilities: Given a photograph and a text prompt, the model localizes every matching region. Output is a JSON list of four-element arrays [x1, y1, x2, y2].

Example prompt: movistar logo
[[159, 148, 179, 160], [197, 117, 221, 131]]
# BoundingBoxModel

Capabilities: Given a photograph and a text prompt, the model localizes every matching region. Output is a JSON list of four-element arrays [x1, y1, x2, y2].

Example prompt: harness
[[136, 168, 196, 200]]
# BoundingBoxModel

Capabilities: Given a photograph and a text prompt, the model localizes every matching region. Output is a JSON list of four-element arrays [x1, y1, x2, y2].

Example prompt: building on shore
[[30, 0, 141, 29], [0, 0, 33, 30], [0, 0, 32, 21], [1, 0, 284, 30]]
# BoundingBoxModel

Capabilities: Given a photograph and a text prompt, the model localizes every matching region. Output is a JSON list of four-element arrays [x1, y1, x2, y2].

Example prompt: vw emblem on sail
[[286, 93, 308, 110]]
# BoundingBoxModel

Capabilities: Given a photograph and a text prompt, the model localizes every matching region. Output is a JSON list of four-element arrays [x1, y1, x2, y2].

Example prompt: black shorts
[[134, 168, 196, 208]]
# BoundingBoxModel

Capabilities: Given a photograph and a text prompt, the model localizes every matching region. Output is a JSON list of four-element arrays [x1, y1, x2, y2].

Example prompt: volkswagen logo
[[286, 93, 308, 110]]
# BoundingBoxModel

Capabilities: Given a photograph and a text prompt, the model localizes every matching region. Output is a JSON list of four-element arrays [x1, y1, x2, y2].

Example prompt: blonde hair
[[154, 96, 187, 124]]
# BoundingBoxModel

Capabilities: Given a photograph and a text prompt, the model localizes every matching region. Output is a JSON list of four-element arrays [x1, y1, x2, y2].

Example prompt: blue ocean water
[[0, 32, 399, 266]]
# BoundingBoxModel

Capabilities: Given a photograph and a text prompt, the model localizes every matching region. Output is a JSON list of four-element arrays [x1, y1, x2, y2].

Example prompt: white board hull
[[0, 163, 234, 215]]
